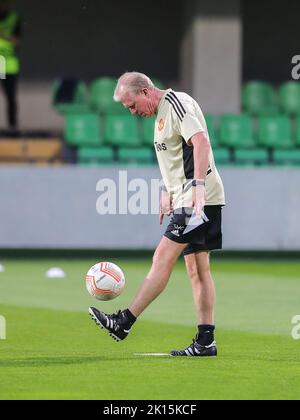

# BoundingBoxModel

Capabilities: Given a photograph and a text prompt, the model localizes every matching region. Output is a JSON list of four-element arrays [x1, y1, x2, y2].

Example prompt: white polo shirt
[[154, 89, 225, 210]]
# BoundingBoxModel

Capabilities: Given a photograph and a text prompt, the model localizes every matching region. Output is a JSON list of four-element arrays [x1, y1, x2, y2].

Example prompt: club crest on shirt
[[158, 118, 164, 131]]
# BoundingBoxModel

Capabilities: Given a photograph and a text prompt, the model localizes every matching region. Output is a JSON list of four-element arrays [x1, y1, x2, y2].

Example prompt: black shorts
[[164, 206, 223, 256]]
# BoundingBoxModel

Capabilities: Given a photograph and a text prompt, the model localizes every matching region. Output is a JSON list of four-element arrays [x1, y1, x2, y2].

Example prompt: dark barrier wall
[[12, 0, 183, 81], [242, 0, 299, 84], [10, 0, 299, 84]]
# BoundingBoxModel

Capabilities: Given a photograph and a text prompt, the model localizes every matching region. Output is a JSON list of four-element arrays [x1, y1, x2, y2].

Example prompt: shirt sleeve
[[173, 102, 205, 144]]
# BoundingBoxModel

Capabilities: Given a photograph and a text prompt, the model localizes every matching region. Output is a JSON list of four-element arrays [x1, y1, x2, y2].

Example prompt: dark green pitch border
[[0, 249, 300, 261]]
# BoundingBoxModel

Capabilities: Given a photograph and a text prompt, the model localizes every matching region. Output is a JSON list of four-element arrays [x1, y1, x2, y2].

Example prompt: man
[[0, 0, 21, 129], [89, 72, 225, 357]]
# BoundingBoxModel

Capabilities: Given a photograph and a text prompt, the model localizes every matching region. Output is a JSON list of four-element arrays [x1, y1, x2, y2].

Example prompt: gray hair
[[114, 72, 154, 102]]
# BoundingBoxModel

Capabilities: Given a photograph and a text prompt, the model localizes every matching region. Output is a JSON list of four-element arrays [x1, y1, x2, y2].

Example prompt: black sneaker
[[170, 339, 217, 357], [88, 307, 131, 341]]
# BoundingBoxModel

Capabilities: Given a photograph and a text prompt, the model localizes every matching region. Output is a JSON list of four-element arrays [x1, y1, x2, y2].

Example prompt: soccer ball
[[85, 262, 125, 301]]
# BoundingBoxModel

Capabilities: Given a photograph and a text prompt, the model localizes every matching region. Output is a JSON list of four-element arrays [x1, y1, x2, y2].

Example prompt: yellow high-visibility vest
[[0, 11, 20, 74]]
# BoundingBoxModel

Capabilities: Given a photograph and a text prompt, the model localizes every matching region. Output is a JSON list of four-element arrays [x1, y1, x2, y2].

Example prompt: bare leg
[[184, 251, 216, 325], [129, 236, 187, 317]]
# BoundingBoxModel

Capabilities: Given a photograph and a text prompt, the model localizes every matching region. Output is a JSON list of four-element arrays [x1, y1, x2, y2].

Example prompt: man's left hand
[[192, 185, 206, 216]]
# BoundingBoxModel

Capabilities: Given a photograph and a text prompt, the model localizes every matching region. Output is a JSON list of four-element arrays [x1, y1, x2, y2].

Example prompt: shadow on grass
[[0, 354, 220, 368], [0, 355, 137, 368]]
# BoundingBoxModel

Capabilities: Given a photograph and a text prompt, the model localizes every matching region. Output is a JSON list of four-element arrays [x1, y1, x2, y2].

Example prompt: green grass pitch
[[0, 257, 300, 400]]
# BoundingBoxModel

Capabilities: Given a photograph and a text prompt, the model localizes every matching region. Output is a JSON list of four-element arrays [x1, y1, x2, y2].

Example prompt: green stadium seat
[[219, 114, 255, 149], [279, 82, 300, 116], [142, 117, 155, 145], [90, 77, 127, 114], [78, 146, 114, 165], [151, 78, 165, 89], [213, 148, 231, 166], [52, 79, 90, 114], [204, 114, 219, 148], [295, 117, 300, 146], [105, 115, 140, 146], [242, 81, 277, 116], [273, 149, 300, 166], [118, 147, 154, 165], [64, 113, 102, 146], [234, 148, 269, 166], [258, 116, 293, 149]]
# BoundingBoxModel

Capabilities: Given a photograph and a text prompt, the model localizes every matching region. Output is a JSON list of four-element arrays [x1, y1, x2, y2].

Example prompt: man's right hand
[[159, 190, 173, 225]]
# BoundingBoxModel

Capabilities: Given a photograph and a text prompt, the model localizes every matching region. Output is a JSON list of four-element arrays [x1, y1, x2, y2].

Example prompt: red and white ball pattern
[[85, 262, 125, 301]]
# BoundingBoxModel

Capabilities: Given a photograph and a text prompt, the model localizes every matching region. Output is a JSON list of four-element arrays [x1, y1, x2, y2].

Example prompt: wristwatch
[[192, 179, 205, 187]]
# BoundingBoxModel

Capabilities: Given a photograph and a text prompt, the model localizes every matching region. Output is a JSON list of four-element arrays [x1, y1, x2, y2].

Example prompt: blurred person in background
[[89, 72, 225, 357], [0, 0, 21, 131]]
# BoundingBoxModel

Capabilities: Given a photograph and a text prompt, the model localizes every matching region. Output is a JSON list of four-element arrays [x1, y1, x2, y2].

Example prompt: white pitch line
[[134, 353, 171, 357]]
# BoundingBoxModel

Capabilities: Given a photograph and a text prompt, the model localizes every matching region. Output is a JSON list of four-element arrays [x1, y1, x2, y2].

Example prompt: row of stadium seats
[[64, 112, 300, 150], [52, 77, 165, 115], [242, 81, 300, 116], [206, 114, 300, 149], [77, 145, 300, 167], [64, 113, 154, 147], [52, 78, 300, 117]]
